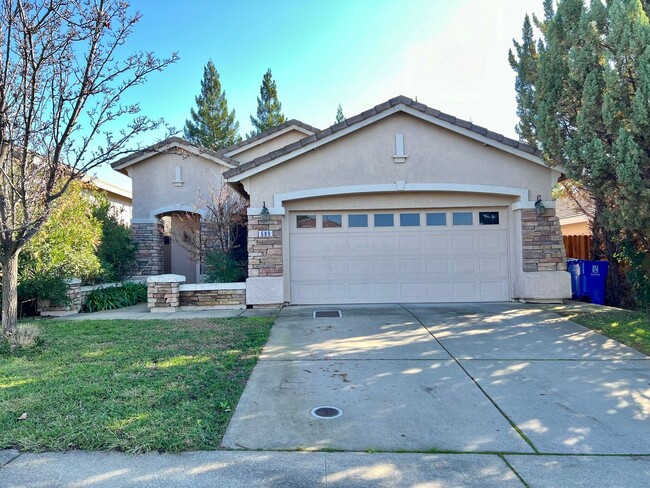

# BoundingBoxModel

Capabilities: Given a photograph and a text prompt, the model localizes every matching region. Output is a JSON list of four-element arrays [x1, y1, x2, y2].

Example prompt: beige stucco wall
[[561, 221, 590, 236], [242, 113, 556, 208], [106, 193, 132, 225], [284, 192, 516, 212], [127, 151, 227, 219], [227, 129, 310, 164]]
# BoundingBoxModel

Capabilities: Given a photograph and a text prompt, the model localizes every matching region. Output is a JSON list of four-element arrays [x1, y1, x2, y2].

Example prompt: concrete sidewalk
[[2, 449, 649, 487], [50, 302, 279, 321]]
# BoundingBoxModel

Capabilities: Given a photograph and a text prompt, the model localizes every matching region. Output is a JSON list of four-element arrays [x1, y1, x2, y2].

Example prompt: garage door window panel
[[452, 212, 473, 225], [479, 211, 500, 225], [426, 213, 447, 226], [400, 213, 420, 226], [349, 214, 368, 227], [374, 213, 394, 227], [323, 214, 342, 228], [297, 214, 317, 228]]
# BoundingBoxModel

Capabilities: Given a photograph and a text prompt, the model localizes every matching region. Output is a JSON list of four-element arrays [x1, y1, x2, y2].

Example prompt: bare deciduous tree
[[171, 177, 247, 270], [0, 0, 178, 337]]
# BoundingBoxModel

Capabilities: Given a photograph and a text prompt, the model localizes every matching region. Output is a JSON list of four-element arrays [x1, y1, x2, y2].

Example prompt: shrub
[[83, 282, 147, 313], [204, 251, 246, 283], [15, 272, 70, 317], [93, 197, 137, 282], [20, 180, 103, 282], [9, 324, 40, 349]]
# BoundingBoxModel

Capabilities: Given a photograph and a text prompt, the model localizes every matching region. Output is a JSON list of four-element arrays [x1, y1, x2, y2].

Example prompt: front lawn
[[560, 309, 650, 356], [0, 317, 273, 453]]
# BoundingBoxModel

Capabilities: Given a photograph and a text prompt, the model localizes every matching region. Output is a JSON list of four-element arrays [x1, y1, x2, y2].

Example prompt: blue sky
[[98, 0, 543, 186]]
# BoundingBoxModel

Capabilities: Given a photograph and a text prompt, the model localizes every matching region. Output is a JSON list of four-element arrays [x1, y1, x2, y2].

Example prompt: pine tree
[[509, 0, 650, 307], [184, 60, 241, 150], [248, 69, 286, 137], [335, 104, 345, 124]]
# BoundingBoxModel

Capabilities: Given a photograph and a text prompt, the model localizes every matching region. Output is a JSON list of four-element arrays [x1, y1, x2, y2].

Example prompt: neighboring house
[[112, 95, 571, 304], [556, 193, 591, 236], [85, 177, 133, 226]]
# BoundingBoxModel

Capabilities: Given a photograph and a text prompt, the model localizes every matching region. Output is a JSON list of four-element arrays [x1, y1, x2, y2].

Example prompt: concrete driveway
[[223, 303, 649, 456]]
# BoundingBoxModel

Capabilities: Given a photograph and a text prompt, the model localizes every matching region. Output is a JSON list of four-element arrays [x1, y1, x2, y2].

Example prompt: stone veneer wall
[[248, 215, 283, 277], [147, 274, 185, 312], [521, 209, 566, 272], [179, 284, 246, 308], [131, 221, 165, 276]]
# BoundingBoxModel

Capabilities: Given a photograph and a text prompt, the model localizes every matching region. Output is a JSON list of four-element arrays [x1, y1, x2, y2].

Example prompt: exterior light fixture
[[535, 195, 546, 216], [260, 201, 270, 222]]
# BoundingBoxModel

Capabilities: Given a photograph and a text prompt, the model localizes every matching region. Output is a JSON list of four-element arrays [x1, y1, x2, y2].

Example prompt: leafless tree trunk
[[0, 0, 177, 337], [1, 251, 19, 336]]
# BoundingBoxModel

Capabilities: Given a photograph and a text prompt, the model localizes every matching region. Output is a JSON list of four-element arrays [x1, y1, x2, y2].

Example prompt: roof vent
[[313, 310, 342, 318]]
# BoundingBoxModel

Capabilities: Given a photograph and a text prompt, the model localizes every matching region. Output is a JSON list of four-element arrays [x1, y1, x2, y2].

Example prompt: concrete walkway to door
[[222, 302, 650, 485]]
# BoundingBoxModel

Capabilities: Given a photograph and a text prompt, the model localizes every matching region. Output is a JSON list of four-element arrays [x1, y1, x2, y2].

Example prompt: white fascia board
[[112, 142, 235, 171], [224, 125, 315, 158], [226, 105, 561, 183]]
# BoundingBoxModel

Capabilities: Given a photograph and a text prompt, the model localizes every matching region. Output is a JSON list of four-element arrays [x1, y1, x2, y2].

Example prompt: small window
[[323, 214, 342, 228], [374, 213, 394, 227], [426, 213, 447, 226], [296, 214, 316, 228], [452, 212, 473, 225], [479, 211, 500, 225], [348, 214, 368, 227], [400, 213, 420, 227]]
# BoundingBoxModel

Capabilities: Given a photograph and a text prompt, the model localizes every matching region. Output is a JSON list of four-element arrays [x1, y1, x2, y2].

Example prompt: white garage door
[[289, 208, 510, 304]]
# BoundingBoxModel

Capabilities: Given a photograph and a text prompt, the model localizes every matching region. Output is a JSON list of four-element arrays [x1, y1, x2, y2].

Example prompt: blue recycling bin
[[567, 260, 609, 305], [581, 260, 609, 305], [566, 259, 582, 300]]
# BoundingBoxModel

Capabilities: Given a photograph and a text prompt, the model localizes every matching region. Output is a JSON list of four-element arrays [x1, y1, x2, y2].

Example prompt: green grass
[[560, 309, 650, 356], [0, 317, 273, 453]]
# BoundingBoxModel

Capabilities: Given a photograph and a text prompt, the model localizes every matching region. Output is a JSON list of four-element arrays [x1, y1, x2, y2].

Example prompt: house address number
[[259, 230, 274, 237]]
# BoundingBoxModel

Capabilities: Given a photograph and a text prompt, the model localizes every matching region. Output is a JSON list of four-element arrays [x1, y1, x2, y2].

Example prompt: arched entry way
[[157, 210, 202, 283]]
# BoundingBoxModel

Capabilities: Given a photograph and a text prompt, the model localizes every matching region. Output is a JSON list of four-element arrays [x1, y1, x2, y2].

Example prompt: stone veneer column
[[245, 213, 284, 306], [521, 209, 566, 272], [131, 220, 165, 276], [247, 215, 283, 277], [147, 274, 185, 313]]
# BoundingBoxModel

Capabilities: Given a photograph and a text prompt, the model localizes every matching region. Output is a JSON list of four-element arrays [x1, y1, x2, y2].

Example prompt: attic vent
[[313, 310, 342, 318]]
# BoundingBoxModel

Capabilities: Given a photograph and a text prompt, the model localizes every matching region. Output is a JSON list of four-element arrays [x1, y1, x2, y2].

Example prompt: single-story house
[[111, 95, 571, 305], [84, 177, 133, 225]]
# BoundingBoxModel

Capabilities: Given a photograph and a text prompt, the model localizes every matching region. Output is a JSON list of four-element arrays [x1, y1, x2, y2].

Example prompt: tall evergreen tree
[[185, 61, 241, 150], [248, 69, 286, 137], [509, 0, 650, 307], [335, 104, 345, 124]]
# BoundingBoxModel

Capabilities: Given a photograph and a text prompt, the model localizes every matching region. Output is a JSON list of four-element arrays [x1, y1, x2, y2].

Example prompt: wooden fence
[[563, 235, 592, 260]]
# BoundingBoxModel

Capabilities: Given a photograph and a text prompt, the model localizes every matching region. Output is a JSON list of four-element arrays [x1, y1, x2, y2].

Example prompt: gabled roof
[[111, 136, 236, 174], [223, 95, 546, 182], [216, 119, 319, 158]]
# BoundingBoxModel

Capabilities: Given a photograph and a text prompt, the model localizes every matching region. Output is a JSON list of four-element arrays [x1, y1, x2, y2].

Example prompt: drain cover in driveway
[[311, 406, 343, 419], [313, 310, 342, 318]]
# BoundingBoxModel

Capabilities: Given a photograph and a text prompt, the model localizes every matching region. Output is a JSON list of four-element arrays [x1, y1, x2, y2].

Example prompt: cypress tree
[[335, 104, 345, 124], [509, 0, 650, 307], [248, 69, 286, 137], [184, 60, 241, 150]]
